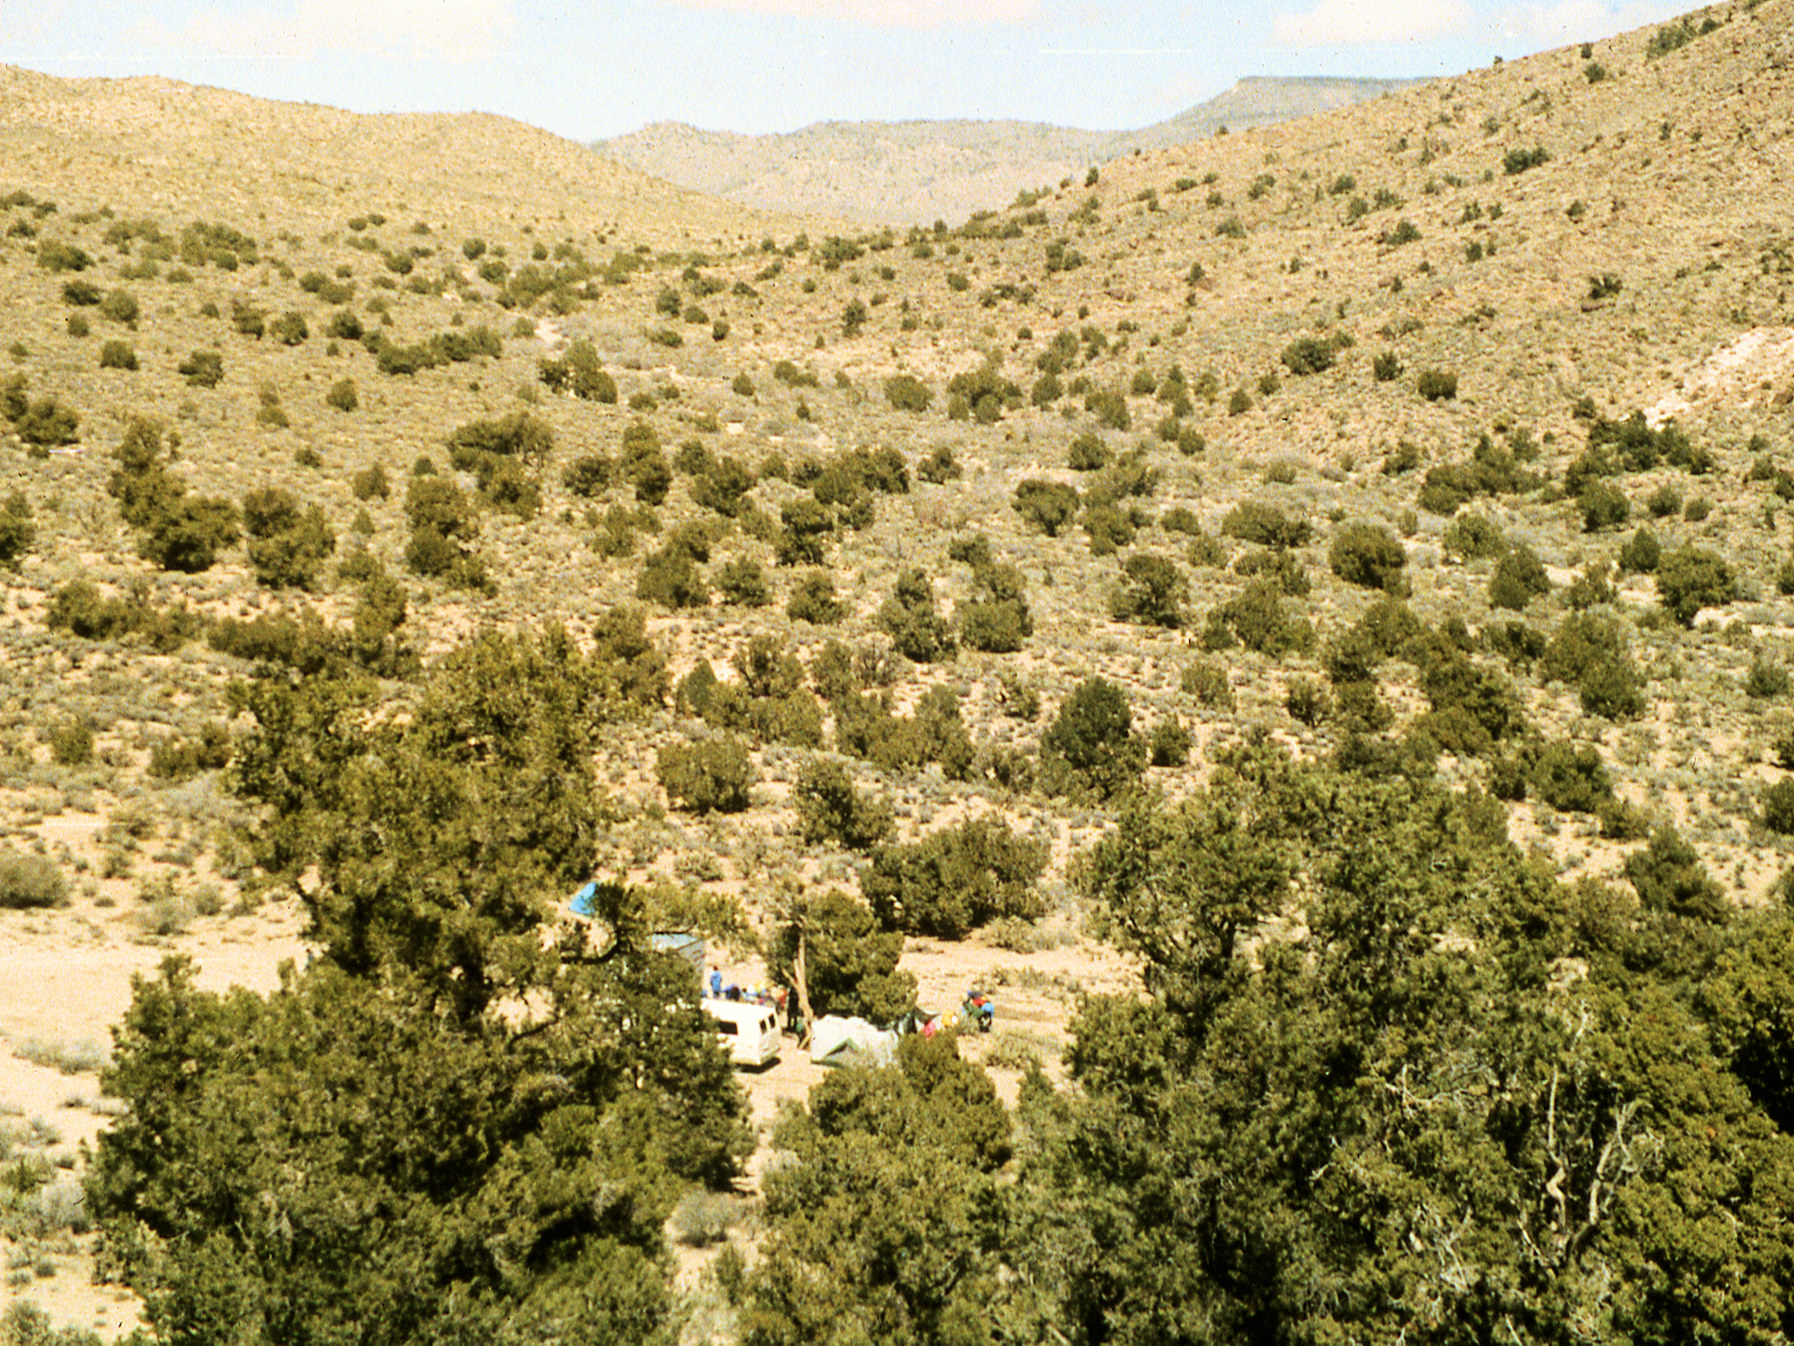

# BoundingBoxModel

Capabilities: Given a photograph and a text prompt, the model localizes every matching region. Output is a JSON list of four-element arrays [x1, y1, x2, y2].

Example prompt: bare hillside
[[597, 76, 1416, 225]]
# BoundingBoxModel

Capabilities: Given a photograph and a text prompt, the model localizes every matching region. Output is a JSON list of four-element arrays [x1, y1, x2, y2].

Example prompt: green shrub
[[657, 736, 753, 814], [620, 421, 671, 505], [1068, 432, 1110, 471], [1013, 479, 1080, 537], [1442, 513, 1506, 560], [1624, 825, 1724, 921], [1617, 526, 1660, 573], [793, 758, 895, 852], [1328, 522, 1406, 591], [1148, 717, 1193, 767], [243, 489, 336, 590], [1489, 545, 1550, 610], [787, 571, 845, 625], [1656, 545, 1737, 626], [877, 568, 955, 662], [1109, 553, 1188, 627], [1281, 334, 1342, 375], [1203, 580, 1316, 657], [178, 349, 224, 387], [0, 851, 68, 909], [49, 718, 92, 766], [1578, 480, 1630, 531], [561, 454, 612, 498], [770, 889, 913, 1023], [98, 338, 139, 370], [1416, 368, 1458, 401], [1040, 676, 1144, 800], [1502, 145, 1551, 175], [917, 445, 961, 484], [1221, 500, 1311, 549], [1530, 740, 1613, 813], [1373, 351, 1403, 382], [0, 492, 34, 567], [863, 818, 1047, 938], [1747, 658, 1791, 700], [141, 498, 241, 572], [326, 377, 359, 412], [1181, 658, 1234, 710], [351, 463, 389, 501], [636, 545, 708, 609], [716, 557, 770, 607]]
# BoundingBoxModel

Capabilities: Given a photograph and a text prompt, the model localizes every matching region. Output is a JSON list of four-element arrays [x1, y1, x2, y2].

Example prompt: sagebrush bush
[[0, 851, 68, 909], [656, 737, 753, 814]]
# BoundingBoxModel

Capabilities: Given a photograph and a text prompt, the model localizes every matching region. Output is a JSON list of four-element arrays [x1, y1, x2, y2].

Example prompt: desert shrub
[[1373, 351, 1403, 382], [178, 349, 224, 387], [1416, 435, 1536, 514], [561, 454, 612, 498], [1656, 545, 1737, 626], [1181, 658, 1234, 710], [958, 561, 1032, 653], [37, 238, 91, 272], [691, 457, 756, 517], [1617, 526, 1660, 574], [537, 340, 617, 402], [863, 818, 1047, 938], [1203, 581, 1316, 657], [324, 377, 359, 413], [1530, 740, 1613, 813], [0, 492, 34, 566], [1578, 480, 1631, 531], [793, 758, 895, 852], [877, 569, 955, 662], [947, 363, 1021, 423], [1221, 500, 1311, 549], [657, 736, 753, 814], [138, 497, 240, 572], [1109, 553, 1188, 627], [1747, 658, 1791, 700], [619, 421, 671, 505], [636, 545, 707, 609], [49, 717, 93, 765], [98, 338, 138, 370], [787, 571, 844, 624], [715, 557, 770, 607], [1040, 676, 1145, 800], [1646, 484, 1683, 518], [1415, 646, 1526, 755], [1416, 368, 1458, 400], [1503, 145, 1551, 175], [270, 311, 308, 346], [350, 463, 390, 502], [917, 445, 960, 484], [1328, 522, 1406, 591], [884, 373, 932, 412], [0, 851, 67, 909], [1624, 825, 1724, 921], [1013, 479, 1080, 537], [1281, 333, 1346, 376], [147, 723, 234, 781], [1068, 432, 1110, 471], [243, 489, 336, 590], [770, 889, 914, 1023], [1081, 504, 1136, 556], [1442, 513, 1507, 560], [1149, 718, 1193, 767], [1488, 545, 1550, 610]]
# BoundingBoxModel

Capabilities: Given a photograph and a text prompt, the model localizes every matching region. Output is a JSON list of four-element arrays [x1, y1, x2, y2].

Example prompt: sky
[[0, 0, 1686, 140]]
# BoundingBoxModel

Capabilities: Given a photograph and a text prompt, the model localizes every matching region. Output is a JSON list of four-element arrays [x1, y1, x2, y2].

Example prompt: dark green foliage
[[538, 339, 618, 402], [1416, 643, 1526, 754], [1579, 479, 1631, 531], [1067, 431, 1109, 471], [792, 758, 895, 852], [562, 454, 613, 497], [917, 445, 960, 484], [1080, 502, 1135, 555], [1181, 658, 1234, 709], [1416, 367, 1458, 400], [0, 492, 35, 567], [98, 337, 138, 369], [1624, 825, 1725, 921], [1441, 511, 1506, 559], [1618, 525, 1661, 573], [715, 556, 770, 607], [1656, 545, 1738, 625], [833, 686, 972, 781], [1149, 717, 1193, 766], [147, 722, 234, 781], [244, 496, 335, 591], [1489, 543, 1551, 610], [0, 850, 68, 909], [1703, 915, 1794, 1129], [957, 553, 1032, 653], [691, 456, 756, 517], [4, 382, 80, 446], [1280, 332, 1348, 375], [1203, 580, 1316, 657], [1327, 521, 1406, 590], [1530, 739, 1614, 812], [1045, 747, 1794, 1345], [1040, 676, 1145, 800], [1502, 145, 1552, 174], [1109, 552, 1188, 627], [620, 421, 671, 505], [177, 348, 224, 387], [1746, 657, 1791, 699], [657, 736, 753, 813], [945, 363, 1020, 423], [636, 545, 707, 609], [1013, 479, 1079, 536], [1373, 349, 1403, 381], [45, 579, 199, 652], [769, 889, 913, 1023], [742, 1035, 1009, 1343], [1764, 780, 1794, 836], [403, 476, 483, 586], [1417, 434, 1536, 514], [863, 817, 1047, 937], [1220, 500, 1311, 549], [786, 571, 844, 624]]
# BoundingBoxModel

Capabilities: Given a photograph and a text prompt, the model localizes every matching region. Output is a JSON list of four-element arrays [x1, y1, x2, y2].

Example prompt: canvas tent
[[809, 1015, 900, 1068]]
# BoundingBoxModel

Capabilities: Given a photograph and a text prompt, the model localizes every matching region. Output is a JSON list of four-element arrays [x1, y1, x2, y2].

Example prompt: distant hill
[[594, 77, 1417, 225]]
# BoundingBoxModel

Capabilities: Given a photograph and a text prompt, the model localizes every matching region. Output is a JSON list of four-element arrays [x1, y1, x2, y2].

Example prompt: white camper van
[[703, 998, 781, 1068]]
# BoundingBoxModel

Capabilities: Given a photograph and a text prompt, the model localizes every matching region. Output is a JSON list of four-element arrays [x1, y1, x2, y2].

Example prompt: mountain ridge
[[597, 76, 1419, 225]]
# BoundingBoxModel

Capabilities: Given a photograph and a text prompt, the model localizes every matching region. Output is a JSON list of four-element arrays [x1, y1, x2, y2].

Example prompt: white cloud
[[178, 0, 516, 61], [1273, 0, 1471, 45], [666, 0, 1041, 28], [1497, 0, 1679, 44]]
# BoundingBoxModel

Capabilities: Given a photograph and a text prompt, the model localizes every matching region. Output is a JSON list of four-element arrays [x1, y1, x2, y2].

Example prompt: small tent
[[809, 1015, 900, 1068]]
